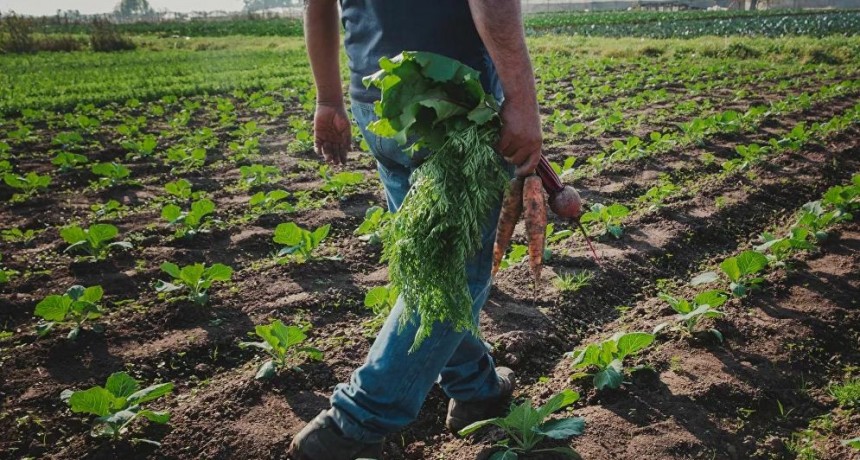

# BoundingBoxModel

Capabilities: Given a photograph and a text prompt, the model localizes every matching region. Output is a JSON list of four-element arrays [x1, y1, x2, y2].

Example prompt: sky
[[2, 0, 247, 16]]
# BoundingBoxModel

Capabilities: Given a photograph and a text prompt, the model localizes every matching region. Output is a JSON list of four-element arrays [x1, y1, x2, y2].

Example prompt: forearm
[[304, 0, 344, 105], [467, 0, 537, 107]]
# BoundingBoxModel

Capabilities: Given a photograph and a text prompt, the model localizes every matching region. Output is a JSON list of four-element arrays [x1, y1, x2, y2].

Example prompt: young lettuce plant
[[61, 372, 173, 442], [155, 262, 233, 306], [34, 285, 104, 339], [273, 222, 330, 264], [691, 250, 768, 297], [458, 389, 585, 459], [580, 203, 630, 239], [656, 289, 728, 342], [239, 320, 323, 380], [161, 199, 216, 238], [61, 223, 132, 261], [568, 332, 655, 390]]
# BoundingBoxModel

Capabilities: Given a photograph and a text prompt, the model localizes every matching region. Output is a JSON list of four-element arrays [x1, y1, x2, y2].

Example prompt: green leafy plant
[[458, 389, 585, 459], [498, 244, 528, 271], [61, 223, 132, 261], [161, 199, 216, 238], [90, 199, 126, 220], [319, 164, 364, 198], [657, 289, 728, 341], [4, 171, 51, 200], [549, 156, 576, 178], [61, 372, 173, 441], [580, 203, 630, 238], [828, 378, 860, 408], [691, 250, 768, 297], [755, 228, 815, 266], [155, 262, 233, 306], [249, 190, 294, 215], [553, 271, 593, 293], [121, 134, 157, 159], [239, 164, 281, 189], [794, 200, 850, 242], [52, 151, 88, 171], [90, 162, 131, 188], [165, 146, 206, 172], [273, 222, 330, 264], [239, 319, 323, 380], [362, 284, 399, 335], [637, 182, 678, 211], [353, 205, 392, 244], [822, 174, 859, 214], [164, 179, 200, 202], [843, 437, 860, 450], [568, 332, 655, 390], [34, 285, 104, 339]]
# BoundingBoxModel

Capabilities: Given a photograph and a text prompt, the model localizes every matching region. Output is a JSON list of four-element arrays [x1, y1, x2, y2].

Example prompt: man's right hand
[[313, 102, 351, 165]]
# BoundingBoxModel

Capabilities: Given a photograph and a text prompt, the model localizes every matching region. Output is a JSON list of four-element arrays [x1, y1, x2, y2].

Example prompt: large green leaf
[[81, 285, 104, 303], [205, 263, 233, 282], [310, 224, 330, 247], [364, 286, 390, 308], [594, 363, 623, 390], [67, 387, 116, 417], [160, 262, 182, 279], [191, 199, 215, 217], [137, 409, 171, 424], [105, 372, 140, 399], [694, 290, 728, 308], [87, 224, 118, 246], [127, 382, 174, 405], [489, 450, 518, 460], [179, 263, 205, 288], [735, 250, 768, 276], [59, 225, 87, 244], [161, 204, 183, 222], [537, 389, 580, 420], [268, 320, 307, 349], [534, 417, 586, 440], [719, 257, 741, 282], [273, 222, 303, 246], [457, 417, 504, 437], [35, 295, 71, 322], [616, 332, 655, 358]]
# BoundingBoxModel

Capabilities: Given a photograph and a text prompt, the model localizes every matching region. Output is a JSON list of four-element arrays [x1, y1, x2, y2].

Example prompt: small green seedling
[[2, 227, 40, 244], [90, 162, 131, 188], [61, 223, 132, 261], [755, 228, 815, 266], [164, 179, 199, 202], [52, 151, 89, 171], [121, 134, 157, 159], [0, 254, 19, 283], [61, 372, 173, 442], [794, 200, 850, 242], [354, 206, 392, 244], [161, 199, 216, 238], [657, 289, 728, 341], [568, 332, 655, 390], [499, 244, 528, 271], [239, 319, 323, 380], [34, 285, 104, 339], [580, 203, 629, 239], [239, 164, 281, 189], [458, 389, 585, 459], [319, 165, 364, 198], [822, 174, 859, 214], [691, 250, 768, 297], [249, 190, 294, 215], [4, 172, 51, 200], [273, 222, 330, 264], [362, 284, 399, 335], [155, 262, 233, 306]]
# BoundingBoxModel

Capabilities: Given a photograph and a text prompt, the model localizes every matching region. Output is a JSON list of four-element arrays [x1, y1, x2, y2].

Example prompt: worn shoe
[[287, 410, 384, 460], [446, 367, 516, 435]]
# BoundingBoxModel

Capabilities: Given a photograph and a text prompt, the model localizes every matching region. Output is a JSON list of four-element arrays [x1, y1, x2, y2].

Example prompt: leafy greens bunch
[[363, 51, 509, 350]]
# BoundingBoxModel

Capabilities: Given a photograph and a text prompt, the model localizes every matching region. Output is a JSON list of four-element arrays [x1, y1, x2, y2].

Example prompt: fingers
[[514, 151, 541, 177]]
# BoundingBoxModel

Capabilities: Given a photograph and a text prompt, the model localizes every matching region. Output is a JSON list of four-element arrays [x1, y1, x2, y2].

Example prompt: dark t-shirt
[[340, 0, 500, 103]]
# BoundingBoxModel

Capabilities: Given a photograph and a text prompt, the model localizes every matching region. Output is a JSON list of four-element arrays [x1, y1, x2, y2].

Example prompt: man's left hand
[[314, 102, 351, 165]]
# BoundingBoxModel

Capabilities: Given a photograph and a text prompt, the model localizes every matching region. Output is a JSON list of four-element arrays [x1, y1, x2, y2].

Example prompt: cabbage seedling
[[319, 164, 364, 198], [161, 198, 216, 238], [580, 203, 629, 239], [239, 320, 322, 380], [249, 190, 294, 215], [90, 162, 131, 188], [52, 151, 88, 171], [155, 262, 233, 306], [458, 389, 585, 459], [61, 372, 173, 441], [354, 206, 391, 244], [657, 289, 727, 341], [273, 222, 330, 264], [34, 285, 104, 339], [3, 172, 51, 201], [691, 250, 768, 297], [362, 284, 398, 335], [568, 332, 655, 390], [61, 223, 132, 261]]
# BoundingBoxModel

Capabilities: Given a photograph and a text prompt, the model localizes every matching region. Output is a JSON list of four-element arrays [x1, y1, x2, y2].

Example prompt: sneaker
[[288, 410, 384, 460], [446, 367, 516, 435]]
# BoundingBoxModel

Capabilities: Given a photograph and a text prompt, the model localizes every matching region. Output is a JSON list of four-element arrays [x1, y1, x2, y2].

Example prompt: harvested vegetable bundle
[[363, 52, 509, 349]]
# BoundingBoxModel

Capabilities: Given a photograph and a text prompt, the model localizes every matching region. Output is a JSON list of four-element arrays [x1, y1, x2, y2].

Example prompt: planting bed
[[1, 33, 859, 460]]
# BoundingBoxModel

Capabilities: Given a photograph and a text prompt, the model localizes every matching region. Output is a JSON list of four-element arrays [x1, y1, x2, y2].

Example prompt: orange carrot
[[492, 177, 524, 276], [523, 174, 547, 286]]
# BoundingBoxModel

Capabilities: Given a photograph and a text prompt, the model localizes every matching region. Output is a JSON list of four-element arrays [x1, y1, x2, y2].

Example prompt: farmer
[[289, 1, 543, 458]]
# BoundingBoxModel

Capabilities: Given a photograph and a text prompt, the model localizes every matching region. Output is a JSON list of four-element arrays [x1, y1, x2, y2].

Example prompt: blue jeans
[[327, 100, 504, 443]]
